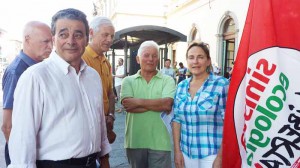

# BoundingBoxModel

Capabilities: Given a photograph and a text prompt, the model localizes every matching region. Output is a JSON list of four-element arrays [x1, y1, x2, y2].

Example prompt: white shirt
[[114, 65, 124, 87], [8, 52, 111, 168], [160, 67, 176, 79]]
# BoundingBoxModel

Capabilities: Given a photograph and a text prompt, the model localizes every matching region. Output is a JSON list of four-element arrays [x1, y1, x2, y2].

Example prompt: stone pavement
[[109, 111, 129, 168]]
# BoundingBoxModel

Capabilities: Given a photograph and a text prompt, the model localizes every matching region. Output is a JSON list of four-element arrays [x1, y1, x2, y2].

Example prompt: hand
[[98, 154, 110, 168], [212, 155, 222, 168], [165, 110, 172, 115], [105, 116, 116, 144], [174, 151, 184, 168], [122, 98, 140, 111]]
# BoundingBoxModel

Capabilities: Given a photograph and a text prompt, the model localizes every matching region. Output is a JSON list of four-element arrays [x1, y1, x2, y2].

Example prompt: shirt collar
[[50, 51, 88, 75], [207, 72, 215, 80], [19, 50, 38, 66], [133, 69, 163, 79], [86, 45, 107, 62]]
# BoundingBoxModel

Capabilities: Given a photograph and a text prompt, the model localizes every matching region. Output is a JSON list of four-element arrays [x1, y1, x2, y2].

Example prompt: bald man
[[1, 21, 52, 166]]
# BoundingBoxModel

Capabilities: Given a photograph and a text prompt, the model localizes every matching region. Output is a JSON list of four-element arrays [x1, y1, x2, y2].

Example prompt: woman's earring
[[206, 66, 210, 73]]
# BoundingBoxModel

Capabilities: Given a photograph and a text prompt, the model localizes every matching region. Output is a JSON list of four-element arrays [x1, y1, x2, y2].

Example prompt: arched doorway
[[111, 25, 187, 75], [217, 11, 239, 78]]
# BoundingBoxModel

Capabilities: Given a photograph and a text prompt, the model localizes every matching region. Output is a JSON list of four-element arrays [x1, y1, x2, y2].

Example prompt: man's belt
[[37, 152, 98, 167]]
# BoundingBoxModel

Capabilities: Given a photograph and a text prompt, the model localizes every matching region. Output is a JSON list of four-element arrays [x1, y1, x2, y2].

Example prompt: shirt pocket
[[197, 91, 219, 111]]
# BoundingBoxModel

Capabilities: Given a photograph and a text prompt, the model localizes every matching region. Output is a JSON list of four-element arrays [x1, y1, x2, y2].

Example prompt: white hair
[[137, 40, 159, 56], [89, 16, 114, 32]]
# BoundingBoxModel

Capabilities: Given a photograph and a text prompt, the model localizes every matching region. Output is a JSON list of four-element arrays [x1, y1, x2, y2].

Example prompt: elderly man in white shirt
[[8, 8, 111, 168], [113, 58, 125, 113]]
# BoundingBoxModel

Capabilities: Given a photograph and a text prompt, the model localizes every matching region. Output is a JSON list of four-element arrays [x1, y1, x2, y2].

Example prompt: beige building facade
[[94, 0, 250, 76]]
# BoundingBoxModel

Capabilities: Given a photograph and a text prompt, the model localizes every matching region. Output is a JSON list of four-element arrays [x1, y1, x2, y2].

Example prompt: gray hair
[[137, 40, 159, 56], [51, 8, 89, 41], [89, 16, 114, 33]]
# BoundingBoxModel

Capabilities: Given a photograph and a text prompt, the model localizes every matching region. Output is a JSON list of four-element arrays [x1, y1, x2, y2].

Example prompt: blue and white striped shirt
[[172, 72, 229, 159]]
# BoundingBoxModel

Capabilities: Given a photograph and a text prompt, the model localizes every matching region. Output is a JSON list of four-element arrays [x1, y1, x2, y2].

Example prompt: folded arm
[[122, 97, 173, 113]]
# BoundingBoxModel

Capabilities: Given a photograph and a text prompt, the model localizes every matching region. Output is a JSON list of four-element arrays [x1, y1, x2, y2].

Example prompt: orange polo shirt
[[82, 45, 113, 115]]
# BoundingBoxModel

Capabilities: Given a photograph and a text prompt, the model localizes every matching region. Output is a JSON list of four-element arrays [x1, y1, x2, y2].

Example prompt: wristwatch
[[108, 113, 115, 121]]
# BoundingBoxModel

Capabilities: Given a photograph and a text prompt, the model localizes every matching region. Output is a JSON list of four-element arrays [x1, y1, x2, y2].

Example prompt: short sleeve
[[2, 71, 19, 109], [172, 97, 179, 124], [172, 81, 188, 124], [120, 77, 133, 101], [162, 76, 176, 99], [220, 80, 229, 119]]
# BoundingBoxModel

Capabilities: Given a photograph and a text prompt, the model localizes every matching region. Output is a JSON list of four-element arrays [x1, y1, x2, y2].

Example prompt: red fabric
[[222, 0, 300, 167]]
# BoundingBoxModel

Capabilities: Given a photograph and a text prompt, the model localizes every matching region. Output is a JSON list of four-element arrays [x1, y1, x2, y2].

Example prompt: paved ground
[[0, 98, 129, 168], [109, 111, 130, 168]]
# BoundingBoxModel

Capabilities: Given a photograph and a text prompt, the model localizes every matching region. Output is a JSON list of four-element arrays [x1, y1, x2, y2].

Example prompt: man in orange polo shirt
[[82, 16, 116, 168]]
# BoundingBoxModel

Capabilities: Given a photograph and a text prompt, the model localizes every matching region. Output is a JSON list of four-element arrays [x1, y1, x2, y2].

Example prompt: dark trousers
[[126, 148, 171, 168], [5, 143, 11, 166], [36, 153, 98, 168], [36, 160, 96, 168]]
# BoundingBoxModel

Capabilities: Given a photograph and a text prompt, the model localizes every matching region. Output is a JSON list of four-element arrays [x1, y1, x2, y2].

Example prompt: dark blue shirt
[[2, 51, 37, 109]]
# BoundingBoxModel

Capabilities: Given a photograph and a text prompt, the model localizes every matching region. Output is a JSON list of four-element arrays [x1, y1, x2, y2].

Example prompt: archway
[[111, 25, 187, 75]]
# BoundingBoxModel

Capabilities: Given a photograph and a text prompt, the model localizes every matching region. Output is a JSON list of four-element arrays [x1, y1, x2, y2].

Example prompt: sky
[[0, 0, 94, 40]]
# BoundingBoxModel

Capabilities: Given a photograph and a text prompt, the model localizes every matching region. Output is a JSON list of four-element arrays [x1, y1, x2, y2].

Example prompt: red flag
[[222, 0, 300, 167]]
